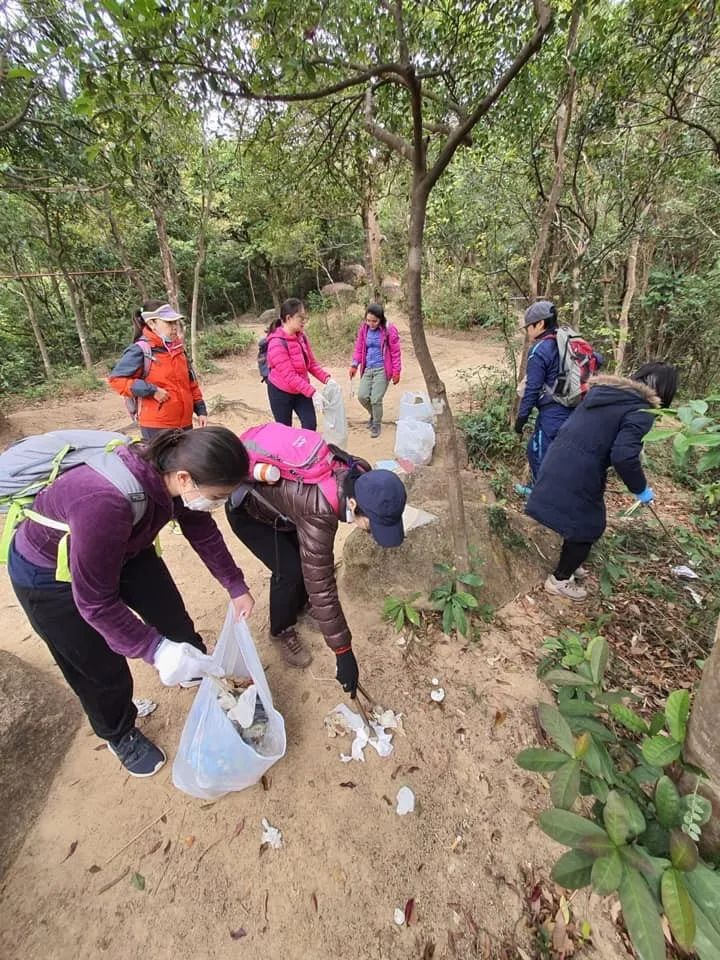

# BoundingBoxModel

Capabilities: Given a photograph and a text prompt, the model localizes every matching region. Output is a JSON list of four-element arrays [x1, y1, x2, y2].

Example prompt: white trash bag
[[394, 419, 436, 466], [321, 380, 348, 447], [398, 391, 434, 423], [172, 605, 286, 799]]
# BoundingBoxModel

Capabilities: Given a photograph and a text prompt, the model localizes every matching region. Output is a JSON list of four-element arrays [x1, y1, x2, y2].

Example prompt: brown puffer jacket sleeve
[[240, 479, 351, 652]]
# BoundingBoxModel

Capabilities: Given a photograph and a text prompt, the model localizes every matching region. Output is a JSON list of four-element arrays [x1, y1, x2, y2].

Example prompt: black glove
[[335, 648, 359, 698], [514, 416, 528, 436]]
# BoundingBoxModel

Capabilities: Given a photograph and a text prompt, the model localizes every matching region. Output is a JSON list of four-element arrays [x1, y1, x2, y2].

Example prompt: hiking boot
[[544, 575, 587, 602], [107, 728, 166, 778], [271, 627, 313, 668], [370, 421, 381, 438], [574, 566, 589, 581]]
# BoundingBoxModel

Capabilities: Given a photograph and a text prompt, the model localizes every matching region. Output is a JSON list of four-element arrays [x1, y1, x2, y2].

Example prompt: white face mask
[[182, 494, 227, 512], [345, 504, 355, 523]]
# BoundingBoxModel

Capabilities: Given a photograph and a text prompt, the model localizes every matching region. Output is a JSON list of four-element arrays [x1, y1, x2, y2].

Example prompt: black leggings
[[554, 540, 594, 581], [11, 548, 204, 742], [226, 501, 308, 636], [267, 381, 317, 431]]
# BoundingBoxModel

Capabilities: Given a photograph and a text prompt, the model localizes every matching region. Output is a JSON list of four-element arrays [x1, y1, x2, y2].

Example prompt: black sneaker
[[108, 728, 167, 778]]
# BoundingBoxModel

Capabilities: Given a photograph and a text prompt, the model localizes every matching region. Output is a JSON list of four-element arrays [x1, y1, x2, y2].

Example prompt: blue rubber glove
[[634, 487, 655, 504]]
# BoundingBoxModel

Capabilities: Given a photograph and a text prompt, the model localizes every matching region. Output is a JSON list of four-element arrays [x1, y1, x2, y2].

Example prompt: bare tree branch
[[364, 88, 414, 162]]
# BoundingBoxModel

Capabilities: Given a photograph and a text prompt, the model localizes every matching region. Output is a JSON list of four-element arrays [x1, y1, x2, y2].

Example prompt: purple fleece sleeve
[[175, 502, 249, 599], [68, 490, 163, 662]]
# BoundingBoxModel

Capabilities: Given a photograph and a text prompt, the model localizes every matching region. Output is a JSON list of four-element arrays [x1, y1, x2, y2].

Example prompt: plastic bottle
[[253, 463, 281, 483]]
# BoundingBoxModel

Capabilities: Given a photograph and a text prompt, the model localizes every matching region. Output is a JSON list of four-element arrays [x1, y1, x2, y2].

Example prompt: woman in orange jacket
[[109, 301, 208, 439]]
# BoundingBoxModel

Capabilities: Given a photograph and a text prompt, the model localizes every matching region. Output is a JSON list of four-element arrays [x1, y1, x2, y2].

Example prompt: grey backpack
[[0, 430, 147, 577]]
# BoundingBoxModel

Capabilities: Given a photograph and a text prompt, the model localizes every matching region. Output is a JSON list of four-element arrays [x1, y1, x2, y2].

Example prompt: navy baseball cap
[[523, 300, 555, 327], [354, 470, 407, 548]]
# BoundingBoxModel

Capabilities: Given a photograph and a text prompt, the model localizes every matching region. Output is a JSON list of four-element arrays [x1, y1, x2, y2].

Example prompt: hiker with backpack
[[225, 423, 407, 694], [514, 300, 600, 495], [526, 363, 678, 600], [348, 303, 402, 438], [109, 300, 208, 439], [2, 426, 255, 778], [263, 298, 336, 431]]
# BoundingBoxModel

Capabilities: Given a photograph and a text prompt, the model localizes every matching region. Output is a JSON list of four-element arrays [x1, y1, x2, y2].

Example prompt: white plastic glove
[[312, 391, 325, 412], [153, 638, 223, 687]]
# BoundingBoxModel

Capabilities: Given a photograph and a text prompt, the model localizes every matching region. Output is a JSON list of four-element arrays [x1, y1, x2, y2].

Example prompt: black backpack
[[257, 334, 289, 382]]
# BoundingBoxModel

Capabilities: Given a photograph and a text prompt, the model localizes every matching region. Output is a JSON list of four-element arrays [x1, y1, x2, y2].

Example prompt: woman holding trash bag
[[226, 425, 407, 693], [266, 298, 336, 431], [348, 303, 402, 438], [7, 427, 255, 778], [526, 363, 678, 601], [108, 299, 208, 440]]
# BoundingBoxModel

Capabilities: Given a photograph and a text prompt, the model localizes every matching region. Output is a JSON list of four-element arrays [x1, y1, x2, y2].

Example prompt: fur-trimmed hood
[[586, 374, 661, 408]]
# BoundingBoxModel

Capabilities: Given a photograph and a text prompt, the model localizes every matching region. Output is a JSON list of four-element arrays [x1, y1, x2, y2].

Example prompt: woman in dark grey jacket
[[526, 363, 678, 601]]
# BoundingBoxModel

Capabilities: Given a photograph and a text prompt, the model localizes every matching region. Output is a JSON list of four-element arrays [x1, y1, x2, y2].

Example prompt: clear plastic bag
[[320, 380, 348, 447], [398, 391, 434, 423], [394, 419, 436, 466], [172, 606, 286, 799]]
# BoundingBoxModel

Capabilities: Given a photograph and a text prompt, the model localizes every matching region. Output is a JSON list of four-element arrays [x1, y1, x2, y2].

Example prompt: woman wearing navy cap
[[226, 436, 406, 696]]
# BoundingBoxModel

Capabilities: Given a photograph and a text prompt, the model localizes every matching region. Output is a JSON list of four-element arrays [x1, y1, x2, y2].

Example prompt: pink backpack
[[240, 423, 342, 512]]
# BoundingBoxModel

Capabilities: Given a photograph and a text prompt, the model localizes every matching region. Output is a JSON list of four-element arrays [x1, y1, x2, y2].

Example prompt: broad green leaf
[[541, 669, 595, 688], [604, 790, 632, 845], [642, 822, 671, 858], [661, 868, 696, 950], [591, 849, 624, 895], [582, 737, 617, 783], [557, 699, 602, 717], [452, 602, 468, 637], [574, 732, 591, 759], [590, 778, 609, 802], [551, 760, 581, 810], [457, 572, 482, 586], [649, 712, 667, 736], [516, 748, 569, 773], [567, 715, 616, 743], [405, 605, 421, 626], [442, 604, 454, 635], [551, 849, 595, 890], [394, 609, 404, 630], [611, 702, 649, 735], [694, 904, 720, 960], [665, 690, 690, 744], [538, 809, 610, 848], [641, 735, 682, 768], [454, 591, 478, 608], [685, 863, 720, 938], [618, 868, 666, 960], [537, 703, 575, 755], [587, 636, 609, 684], [654, 776, 681, 829], [670, 829, 699, 872]]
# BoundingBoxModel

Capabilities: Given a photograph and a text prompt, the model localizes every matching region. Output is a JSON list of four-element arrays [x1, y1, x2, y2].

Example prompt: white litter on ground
[[430, 687, 446, 703], [132, 697, 157, 719], [394, 908, 406, 926], [672, 565, 699, 580], [325, 703, 400, 762], [261, 817, 283, 849], [396, 786, 415, 815]]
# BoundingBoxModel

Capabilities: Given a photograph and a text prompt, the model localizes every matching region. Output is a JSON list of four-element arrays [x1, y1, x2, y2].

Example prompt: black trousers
[[11, 549, 204, 742], [226, 501, 308, 636], [267, 381, 317, 431], [554, 540, 594, 580]]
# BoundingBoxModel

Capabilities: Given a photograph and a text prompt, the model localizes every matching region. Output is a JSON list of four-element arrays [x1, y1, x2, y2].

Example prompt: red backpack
[[240, 423, 351, 512], [548, 327, 599, 407]]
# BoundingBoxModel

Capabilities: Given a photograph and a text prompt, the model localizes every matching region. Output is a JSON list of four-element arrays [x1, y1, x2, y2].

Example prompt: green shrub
[[457, 370, 519, 468], [199, 326, 255, 360]]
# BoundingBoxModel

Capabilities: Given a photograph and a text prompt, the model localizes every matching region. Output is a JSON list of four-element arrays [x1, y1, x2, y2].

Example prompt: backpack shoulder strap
[[85, 451, 147, 525], [136, 337, 154, 378]]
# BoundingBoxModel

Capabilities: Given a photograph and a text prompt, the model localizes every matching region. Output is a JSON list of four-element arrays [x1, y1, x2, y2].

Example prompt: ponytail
[[141, 426, 250, 486], [266, 316, 282, 334], [132, 309, 145, 342]]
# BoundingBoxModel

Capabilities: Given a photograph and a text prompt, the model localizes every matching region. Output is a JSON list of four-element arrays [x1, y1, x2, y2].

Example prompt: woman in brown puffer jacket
[[226, 459, 406, 698]]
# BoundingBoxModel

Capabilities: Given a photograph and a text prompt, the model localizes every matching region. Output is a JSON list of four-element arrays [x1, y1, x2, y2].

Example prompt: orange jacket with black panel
[[108, 328, 207, 429]]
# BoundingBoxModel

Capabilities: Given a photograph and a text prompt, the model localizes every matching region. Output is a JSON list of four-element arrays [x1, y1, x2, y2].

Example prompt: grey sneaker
[[270, 627, 313, 668], [370, 421, 381, 438], [108, 728, 166, 777], [545, 575, 587, 601]]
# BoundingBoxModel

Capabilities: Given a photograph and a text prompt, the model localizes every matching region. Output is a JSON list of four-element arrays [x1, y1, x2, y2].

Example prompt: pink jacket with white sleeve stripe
[[267, 328, 330, 397]]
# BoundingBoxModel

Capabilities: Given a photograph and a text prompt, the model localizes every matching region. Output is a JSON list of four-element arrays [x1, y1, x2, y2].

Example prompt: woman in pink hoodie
[[348, 303, 402, 438], [266, 298, 334, 431]]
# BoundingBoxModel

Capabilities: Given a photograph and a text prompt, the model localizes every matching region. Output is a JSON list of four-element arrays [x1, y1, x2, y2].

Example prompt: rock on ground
[[0, 650, 81, 875], [257, 307, 279, 327], [320, 282, 356, 304]]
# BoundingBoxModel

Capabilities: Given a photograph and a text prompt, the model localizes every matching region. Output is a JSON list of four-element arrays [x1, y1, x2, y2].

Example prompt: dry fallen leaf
[[404, 897, 416, 926], [229, 927, 247, 941], [422, 941, 435, 960], [261, 774, 271, 791], [162, 839, 172, 855], [160, 814, 167, 824], [311, 892, 318, 914], [61, 841, 78, 863], [146, 840, 162, 856], [230, 818, 246, 842], [339, 781, 356, 789], [88, 864, 102, 874], [200, 802, 216, 810], [183, 835, 196, 848], [494, 709, 507, 728], [390, 765, 403, 781], [407, 765, 420, 773]]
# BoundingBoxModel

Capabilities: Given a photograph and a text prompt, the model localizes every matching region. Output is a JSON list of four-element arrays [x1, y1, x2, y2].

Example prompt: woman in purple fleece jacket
[[8, 427, 255, 778]]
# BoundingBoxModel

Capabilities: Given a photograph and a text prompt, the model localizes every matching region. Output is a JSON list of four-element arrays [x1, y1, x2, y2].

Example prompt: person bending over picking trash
[[4, 427, 255, 778], [526, 363, 678, 601], [226, 423, 407, 697]]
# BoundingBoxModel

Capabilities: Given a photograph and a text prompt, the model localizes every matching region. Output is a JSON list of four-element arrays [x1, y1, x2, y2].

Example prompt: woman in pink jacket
[[266, 298, 334, 431], [348, 303, 402, 438]]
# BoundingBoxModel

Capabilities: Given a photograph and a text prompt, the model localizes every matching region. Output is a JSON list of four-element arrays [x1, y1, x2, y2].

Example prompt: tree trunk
[[152, 203, 181, 311], [615, 231, 641, 375], [61, 271, 93, 370], [407, 175, 469, 570], [681, 615, 720, 856], [247, 264, 257, 312], [361, 187, 382, 300], [18, 282, 52, 378], [106, 195, 148, 301], [189, 187, 211, 366]]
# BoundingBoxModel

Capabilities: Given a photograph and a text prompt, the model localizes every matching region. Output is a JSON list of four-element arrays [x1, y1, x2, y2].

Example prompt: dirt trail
[[0, 317, 624, 960]]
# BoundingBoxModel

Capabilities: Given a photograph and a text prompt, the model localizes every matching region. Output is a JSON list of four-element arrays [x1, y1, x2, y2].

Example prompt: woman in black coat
[[526, 363, 678, 600]]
